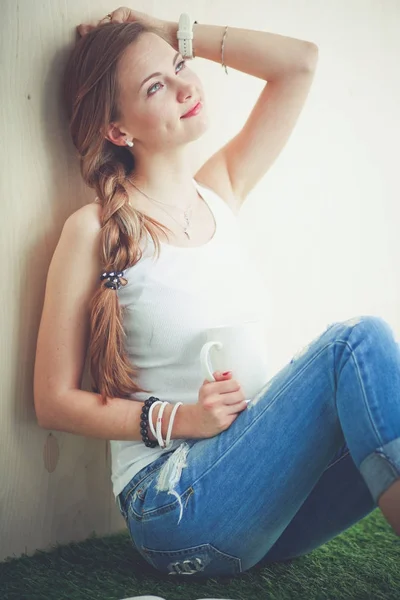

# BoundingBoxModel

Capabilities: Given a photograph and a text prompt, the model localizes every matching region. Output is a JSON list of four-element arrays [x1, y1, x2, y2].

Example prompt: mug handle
[[200, 341, 223, 382]]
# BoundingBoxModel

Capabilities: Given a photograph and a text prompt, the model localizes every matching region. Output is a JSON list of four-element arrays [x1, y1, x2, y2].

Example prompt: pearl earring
[[125, 139, 134, 147]]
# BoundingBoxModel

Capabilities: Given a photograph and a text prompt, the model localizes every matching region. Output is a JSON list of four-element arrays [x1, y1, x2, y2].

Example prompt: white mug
[[199, 320, 270, 402]]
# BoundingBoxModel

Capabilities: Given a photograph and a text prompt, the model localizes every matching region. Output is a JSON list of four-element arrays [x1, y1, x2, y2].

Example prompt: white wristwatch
[[177, 13, 196, 59]]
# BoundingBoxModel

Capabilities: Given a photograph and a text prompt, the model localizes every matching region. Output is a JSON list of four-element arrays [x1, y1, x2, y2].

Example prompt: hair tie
[[100, 270, 127, 290]]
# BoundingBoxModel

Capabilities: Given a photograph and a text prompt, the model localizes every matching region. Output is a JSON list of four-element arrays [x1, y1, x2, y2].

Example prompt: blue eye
[[147, 82, 162, 95], [147, 60, 187, 96]]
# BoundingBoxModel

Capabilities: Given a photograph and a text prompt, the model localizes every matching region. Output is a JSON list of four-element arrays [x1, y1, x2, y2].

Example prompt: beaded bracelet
[[140, 397, 159, 447]]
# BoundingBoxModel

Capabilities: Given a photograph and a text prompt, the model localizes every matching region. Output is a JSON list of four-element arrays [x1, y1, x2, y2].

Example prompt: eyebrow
[[138, 52, 181, 92]]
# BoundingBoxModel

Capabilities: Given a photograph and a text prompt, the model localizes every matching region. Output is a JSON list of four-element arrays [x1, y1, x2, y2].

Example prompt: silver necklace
[[129, 181, 195, 240]]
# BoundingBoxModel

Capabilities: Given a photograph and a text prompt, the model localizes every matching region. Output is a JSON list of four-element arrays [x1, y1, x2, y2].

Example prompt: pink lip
[[181, 101, 202, 118]]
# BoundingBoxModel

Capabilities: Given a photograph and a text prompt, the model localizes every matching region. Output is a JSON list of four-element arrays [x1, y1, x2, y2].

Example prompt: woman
[[34, 6, 400, 580]]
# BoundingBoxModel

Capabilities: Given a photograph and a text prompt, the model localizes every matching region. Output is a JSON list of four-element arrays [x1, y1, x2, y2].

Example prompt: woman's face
[[113, 32, 208, 151]]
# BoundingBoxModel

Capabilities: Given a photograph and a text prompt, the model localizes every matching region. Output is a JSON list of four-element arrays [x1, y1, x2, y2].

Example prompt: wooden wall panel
[[0, 1, 126, 562]]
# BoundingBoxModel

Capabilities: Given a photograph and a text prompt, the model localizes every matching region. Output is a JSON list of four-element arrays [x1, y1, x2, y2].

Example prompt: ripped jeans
[[116, 316, 400, 578]]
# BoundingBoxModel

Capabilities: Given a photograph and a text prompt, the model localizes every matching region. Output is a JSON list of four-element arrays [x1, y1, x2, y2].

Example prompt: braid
[[87, 153, 173, 403], [87, 158, 138, 401]]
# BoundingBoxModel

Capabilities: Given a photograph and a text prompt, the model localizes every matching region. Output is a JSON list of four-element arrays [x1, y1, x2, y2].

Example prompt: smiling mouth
[[181, 101, 202, 118]]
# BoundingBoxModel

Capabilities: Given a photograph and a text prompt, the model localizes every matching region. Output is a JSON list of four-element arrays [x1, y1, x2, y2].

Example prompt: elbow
[[36, 414, 53, 430], [35, 405, 52, 430]]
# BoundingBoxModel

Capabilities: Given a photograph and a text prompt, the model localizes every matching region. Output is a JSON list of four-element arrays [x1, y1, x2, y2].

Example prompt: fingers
[[76, 18, 105, 37], [203, 371, 230, 385], [206, 377, 240, 393], [77, 24, 93, 37], [110, 7, 133, 23], [77, 7, 134, 37], [214, 370, 232, 380], [101, 7, 133, 24]]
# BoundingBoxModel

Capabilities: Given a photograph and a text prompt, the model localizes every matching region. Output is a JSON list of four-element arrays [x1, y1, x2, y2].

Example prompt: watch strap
[[177, 13, 196, 59]]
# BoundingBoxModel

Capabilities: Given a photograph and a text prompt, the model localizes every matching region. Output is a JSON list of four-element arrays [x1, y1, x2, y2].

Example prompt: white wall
[[1, 0, 399, 561]]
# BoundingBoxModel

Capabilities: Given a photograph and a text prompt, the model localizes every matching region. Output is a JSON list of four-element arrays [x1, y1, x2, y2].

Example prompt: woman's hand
[[192, 371, 248, 439], [77, 6, 166, 38]]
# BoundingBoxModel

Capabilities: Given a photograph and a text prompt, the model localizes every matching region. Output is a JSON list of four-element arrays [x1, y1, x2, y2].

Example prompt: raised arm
[[170, 20, 319, 211]]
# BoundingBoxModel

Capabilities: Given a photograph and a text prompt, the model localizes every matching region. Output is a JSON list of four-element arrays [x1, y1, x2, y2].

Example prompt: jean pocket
[[140, 542, 243, 578], [129, 470, 162, 520]]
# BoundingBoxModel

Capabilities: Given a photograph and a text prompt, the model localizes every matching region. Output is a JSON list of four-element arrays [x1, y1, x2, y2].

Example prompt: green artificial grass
[[1, 508, 399, 600]]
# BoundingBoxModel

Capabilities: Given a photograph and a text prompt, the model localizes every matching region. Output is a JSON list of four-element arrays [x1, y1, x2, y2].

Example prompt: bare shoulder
[[66, 200, 102, 234], [195, 152, 241, 215]]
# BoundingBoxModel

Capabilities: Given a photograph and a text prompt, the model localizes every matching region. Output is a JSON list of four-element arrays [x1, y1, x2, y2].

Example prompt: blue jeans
[[116, 316, 400, 578]]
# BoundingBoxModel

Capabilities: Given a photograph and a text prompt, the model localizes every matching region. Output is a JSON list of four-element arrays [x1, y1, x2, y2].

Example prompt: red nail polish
[[222, 371, 231, 376]]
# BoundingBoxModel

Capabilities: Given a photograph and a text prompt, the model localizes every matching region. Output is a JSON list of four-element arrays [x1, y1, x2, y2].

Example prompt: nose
[[177, 80, 196, 103]]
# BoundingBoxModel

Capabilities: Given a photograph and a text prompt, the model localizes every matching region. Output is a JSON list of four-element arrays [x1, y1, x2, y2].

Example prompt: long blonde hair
[[63, 22, 174, 404]]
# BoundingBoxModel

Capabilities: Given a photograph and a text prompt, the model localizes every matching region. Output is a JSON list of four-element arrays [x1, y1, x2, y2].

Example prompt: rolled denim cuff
[[359, 437, 400, 504]]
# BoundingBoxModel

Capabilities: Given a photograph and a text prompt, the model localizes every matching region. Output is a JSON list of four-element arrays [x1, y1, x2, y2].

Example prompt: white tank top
[[110, 179, 272, 497]]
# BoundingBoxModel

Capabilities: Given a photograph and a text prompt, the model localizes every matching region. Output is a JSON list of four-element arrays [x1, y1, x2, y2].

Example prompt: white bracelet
[[156, 401, 169, 448], [148, 401, 163, 440], [164, 402, 183, 449]]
